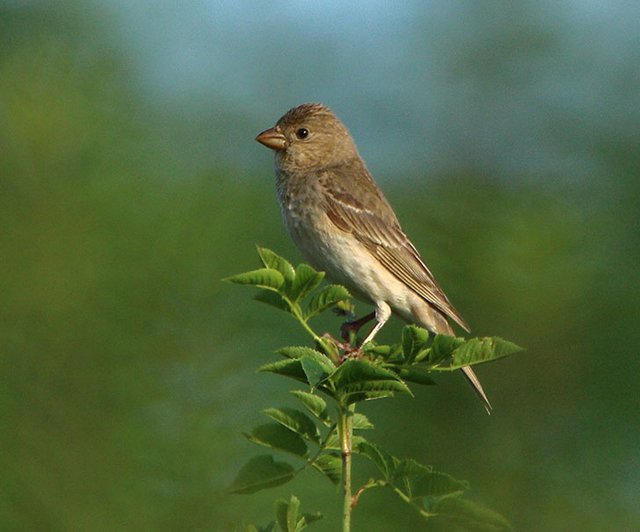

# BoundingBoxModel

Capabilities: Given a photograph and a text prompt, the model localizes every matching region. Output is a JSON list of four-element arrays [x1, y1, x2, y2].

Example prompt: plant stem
[[290, 305, 340, 363], [339, 402, 355, 532], [292, 307, 322, 344]]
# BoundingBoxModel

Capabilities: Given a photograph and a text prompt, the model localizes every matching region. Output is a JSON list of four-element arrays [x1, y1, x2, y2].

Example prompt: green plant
[[226, 247, 521, 531]]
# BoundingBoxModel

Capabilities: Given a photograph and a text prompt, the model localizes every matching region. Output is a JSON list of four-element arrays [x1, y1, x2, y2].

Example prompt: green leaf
[[275, 500, 290, 532], [426, 336, 523, 371], [365, 342, 405, 363], [257, 247, 295, 284], [332, 359, 407, 388], [448, 337, 523, 369], [277, 347, 336, 386], [311, 453, 342, 485], [263, 408, 320, 443], [343, 384, 408, 404], [278, 346, 336, 372], [331, 359, 412, 404], [290, 263, 324, 301], [290, 391, 332, 426], [334, 299, 355, 316], [392, 459, 468, 500], [393, 366, 436, 386], [245, 423, 308, 457], [355, 445, 473, 514], [426, 334, 465, 366], [315, 336, 341, 363], [304, 285, 350, 320], [364, 344, 393, 357], [402, 325, 430, 363], [299, 513, 323, 530], [229, 455, 296, 494], [259, 359, 309, 384], [352, 412, 374, 430], [225, 268, 285, 291], [275, 495, 323, 532], [254, 290, 292, 313], [356, 440, 398, 480], [427, 496, 513, 531], [276, 494, 299, 532], [300, 357, 331, 387]]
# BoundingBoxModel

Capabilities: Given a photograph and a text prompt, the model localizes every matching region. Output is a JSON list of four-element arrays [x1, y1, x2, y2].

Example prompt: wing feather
[[321, 170, 469, 331]]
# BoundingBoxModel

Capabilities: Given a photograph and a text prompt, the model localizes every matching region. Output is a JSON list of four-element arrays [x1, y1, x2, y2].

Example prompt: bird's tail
[[426, 312, 492, 414], [461, 365, 492, 415]]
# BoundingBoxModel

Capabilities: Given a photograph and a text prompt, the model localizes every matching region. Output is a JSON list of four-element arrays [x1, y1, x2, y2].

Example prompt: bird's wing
[[320, 170, 469, 331]]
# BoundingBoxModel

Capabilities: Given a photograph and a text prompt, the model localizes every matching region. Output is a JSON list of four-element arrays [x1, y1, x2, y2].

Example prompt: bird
[[255, 103, 491, 413]]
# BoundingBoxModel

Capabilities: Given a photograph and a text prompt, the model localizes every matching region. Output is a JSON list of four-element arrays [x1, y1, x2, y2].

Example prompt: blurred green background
[[2, 1, 639, 530]]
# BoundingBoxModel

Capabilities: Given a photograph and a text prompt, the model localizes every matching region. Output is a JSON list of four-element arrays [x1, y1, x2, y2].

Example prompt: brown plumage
[[256, 103, 491, 413]]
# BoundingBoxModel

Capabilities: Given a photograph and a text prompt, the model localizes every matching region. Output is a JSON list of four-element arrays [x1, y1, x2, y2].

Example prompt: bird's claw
[[340, 346, 364, 361]]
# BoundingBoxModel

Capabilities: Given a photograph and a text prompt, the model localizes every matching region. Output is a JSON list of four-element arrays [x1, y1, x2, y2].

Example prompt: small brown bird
[[256, 103, 491, 413]]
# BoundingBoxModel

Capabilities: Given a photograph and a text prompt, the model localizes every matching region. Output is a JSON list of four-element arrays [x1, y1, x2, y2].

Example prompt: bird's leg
[[340, 312, 375, 344], [360, 302, 391, 346], [340, 303, 391, 361]]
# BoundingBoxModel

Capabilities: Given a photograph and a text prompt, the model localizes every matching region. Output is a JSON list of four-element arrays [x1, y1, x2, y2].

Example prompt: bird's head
[[256, 103, 358, 172]]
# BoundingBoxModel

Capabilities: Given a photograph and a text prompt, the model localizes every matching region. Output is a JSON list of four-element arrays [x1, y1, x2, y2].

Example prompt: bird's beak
[[255, 127, 287, 151]]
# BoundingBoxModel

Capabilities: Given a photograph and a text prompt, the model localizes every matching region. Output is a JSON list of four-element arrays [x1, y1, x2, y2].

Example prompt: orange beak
[[255, 127, 287, 151]]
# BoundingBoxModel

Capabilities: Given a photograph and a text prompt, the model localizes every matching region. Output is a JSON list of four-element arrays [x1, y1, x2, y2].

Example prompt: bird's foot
[[340, 346, 364, 362]]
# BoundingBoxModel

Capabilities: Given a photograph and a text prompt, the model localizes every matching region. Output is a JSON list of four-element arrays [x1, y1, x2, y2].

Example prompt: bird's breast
[[274, 170, 422, 317]]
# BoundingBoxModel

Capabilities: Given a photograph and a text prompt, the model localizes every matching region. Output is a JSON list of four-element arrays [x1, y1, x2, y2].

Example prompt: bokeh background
[[2, 1, 639, 530]]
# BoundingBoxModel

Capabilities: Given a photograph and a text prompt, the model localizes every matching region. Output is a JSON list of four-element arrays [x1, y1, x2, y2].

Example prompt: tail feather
[[416, 310, 492, 414], [461, 365, 492, 415]]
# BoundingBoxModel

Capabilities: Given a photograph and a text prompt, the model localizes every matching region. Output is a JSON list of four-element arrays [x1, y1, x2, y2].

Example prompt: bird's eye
[[295, 128, 309, 139]]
